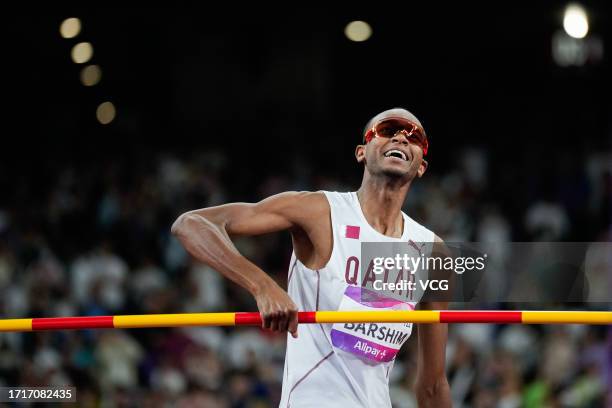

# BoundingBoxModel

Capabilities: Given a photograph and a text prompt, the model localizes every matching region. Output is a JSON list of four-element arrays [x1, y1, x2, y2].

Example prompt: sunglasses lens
[[375, 122, 403, 138], [374, 120, 428, 155]]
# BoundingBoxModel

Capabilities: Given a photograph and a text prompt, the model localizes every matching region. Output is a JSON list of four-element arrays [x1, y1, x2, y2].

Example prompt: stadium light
[[60, 17, 81, 39], [563, 3, 589, 39], [344, 21, 372, 42], [80, 64, 102, 86], [96, 101, 116, 125], [71, 42, 94, 64]]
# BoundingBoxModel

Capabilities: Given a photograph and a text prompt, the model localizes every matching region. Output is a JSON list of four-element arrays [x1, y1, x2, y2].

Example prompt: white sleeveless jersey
[[279, 191, 436, 408]]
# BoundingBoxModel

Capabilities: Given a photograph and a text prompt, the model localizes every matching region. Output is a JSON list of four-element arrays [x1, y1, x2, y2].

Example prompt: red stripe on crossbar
[[299, 312, 316, 323], [234, 313, 262, 325], [32, 316, 115, 330], [234, 312, 317, 325], [440, 311, 522, 323]]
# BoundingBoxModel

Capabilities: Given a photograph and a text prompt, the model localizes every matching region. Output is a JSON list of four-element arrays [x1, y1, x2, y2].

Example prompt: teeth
[[384, 150, 407, 160]]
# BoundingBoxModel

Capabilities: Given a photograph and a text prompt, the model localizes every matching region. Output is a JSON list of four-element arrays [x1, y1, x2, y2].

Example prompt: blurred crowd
[[0, 145, 610, 407]]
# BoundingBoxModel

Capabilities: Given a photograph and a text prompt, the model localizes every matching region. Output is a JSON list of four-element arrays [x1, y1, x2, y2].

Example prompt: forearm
[[416, 376, 451, 408], [416, 299, 451, 407], [171, 213, 274, 295]]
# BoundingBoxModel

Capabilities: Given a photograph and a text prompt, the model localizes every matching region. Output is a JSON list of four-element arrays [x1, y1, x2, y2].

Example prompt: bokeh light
[[80, 65, 102, 86], [96, 101, 116, 124], [344, 21, 372, 42], [563, 4, 589, 39], [60, 17, 81, 39], [71, 42, 94, 64]]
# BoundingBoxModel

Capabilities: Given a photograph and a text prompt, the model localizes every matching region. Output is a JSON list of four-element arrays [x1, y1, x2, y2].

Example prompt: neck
[[356, 172, 412, 238]]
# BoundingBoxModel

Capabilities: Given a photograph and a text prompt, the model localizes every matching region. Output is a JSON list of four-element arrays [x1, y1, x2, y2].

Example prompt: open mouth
[[383, 149, 408, 161]]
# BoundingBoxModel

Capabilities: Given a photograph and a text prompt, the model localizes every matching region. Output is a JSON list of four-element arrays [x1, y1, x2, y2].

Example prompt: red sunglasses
[[364, 118, 429, 156]]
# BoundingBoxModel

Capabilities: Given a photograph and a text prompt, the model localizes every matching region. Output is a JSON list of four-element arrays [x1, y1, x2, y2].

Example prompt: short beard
[[371, 166, 412, 184], [381, 168, 406, 180]]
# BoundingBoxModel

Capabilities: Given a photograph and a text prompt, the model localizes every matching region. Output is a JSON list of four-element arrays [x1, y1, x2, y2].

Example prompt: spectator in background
[[0, 139, 609, 406]]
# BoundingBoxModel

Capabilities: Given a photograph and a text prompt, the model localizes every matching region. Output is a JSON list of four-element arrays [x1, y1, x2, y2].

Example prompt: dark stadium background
[[0, 5, 610, 407]]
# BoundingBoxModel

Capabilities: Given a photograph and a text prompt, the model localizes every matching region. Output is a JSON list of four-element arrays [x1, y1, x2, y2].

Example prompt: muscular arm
[[415, 236, 451, 407], [171, 191, 327, 337], [415, 302, 451, 407]]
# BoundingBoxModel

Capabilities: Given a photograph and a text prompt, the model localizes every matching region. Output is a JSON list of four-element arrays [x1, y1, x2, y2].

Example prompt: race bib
[[330, 285, 415, 363]]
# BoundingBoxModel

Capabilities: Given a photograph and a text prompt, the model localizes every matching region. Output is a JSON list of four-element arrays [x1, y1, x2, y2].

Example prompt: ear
[[417, 158, 428, 177], [355, 144, 366, 164]]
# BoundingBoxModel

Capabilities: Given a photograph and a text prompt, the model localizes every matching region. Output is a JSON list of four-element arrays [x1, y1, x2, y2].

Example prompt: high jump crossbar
[[0, 311, 610, 332]]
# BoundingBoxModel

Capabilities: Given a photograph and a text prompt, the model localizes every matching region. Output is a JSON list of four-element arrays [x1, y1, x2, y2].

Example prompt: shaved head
[[362, 108, 424, 142]]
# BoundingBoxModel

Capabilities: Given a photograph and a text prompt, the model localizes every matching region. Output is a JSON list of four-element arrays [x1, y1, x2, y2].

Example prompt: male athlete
[[172, 108, 451, 407]]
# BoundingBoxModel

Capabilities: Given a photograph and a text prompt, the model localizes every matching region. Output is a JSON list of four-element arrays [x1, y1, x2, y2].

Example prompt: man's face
[[356, 115, 428, 180]]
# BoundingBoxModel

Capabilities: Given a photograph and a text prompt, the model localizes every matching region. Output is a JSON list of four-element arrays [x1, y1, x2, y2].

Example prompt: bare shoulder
[[419, 234, 451, 311], [271, 191, 329, 224], [295, 191, 329, 211], [432, 234, 451, 256], [282, 191, 332, 268]]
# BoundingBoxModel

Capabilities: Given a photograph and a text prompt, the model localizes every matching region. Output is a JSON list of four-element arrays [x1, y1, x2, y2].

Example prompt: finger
[[269, 312, 280, 332], [278, 310, 289, 333], [288, 310, 298, 338], [262, 312, 272, 330]]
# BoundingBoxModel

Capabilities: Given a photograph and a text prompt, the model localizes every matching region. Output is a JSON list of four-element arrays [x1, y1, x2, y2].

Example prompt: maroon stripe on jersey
[[287, 258, 298, 285], [287, 351, 334, 407]]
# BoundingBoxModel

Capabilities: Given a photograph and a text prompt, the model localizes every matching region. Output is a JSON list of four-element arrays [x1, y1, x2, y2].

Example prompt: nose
[[391, 130, 410, 145]]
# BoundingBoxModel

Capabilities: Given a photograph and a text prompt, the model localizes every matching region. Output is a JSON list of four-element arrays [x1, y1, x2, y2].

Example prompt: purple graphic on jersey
[[331, 330, 398, 362], [345, 225, 360, 239], [345, 286, 415, 309]]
